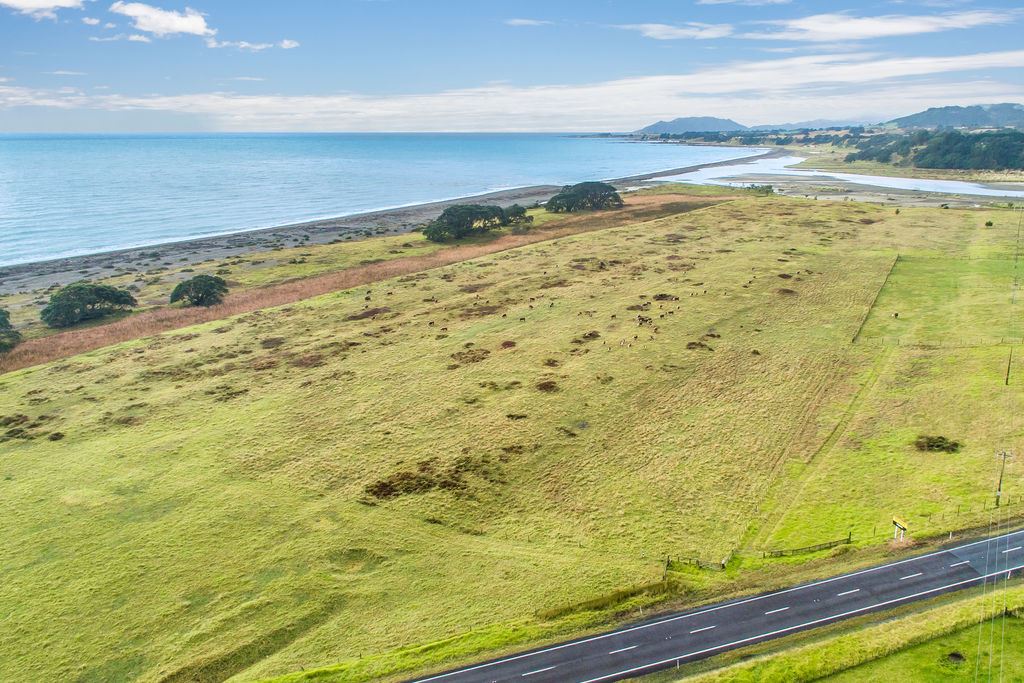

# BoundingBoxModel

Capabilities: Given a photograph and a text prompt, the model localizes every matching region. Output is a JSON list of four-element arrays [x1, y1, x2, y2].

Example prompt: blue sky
[[1, 0, 1023, 131]]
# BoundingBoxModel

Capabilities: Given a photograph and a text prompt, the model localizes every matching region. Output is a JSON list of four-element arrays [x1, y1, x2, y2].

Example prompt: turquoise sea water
[[0, 134, 763, 267]]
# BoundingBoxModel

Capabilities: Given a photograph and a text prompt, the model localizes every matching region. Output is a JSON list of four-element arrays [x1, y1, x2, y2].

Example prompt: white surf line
[[764, 607, 790, 615], [836, 589, 860, 597], [412, 528, 1024, 682], [1002, 546, 1022, 554], [608, 645, 638, 654], [689, 625, 717, 634], [950, 561, 971, 568], [522, 666, 556, 677], [574, 563, 1024, 683], [899, 572, 923, 580]]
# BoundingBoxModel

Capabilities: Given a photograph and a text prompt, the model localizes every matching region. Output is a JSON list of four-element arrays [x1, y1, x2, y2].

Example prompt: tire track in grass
[[745, 345, 893, 551]]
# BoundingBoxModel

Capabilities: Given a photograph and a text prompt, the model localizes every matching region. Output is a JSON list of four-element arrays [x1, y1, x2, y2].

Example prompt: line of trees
[[0, 274, 232, 354]]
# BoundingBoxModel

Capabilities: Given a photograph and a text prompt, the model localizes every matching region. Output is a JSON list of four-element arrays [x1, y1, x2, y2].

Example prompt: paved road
[[413, 528, 1024, 683]]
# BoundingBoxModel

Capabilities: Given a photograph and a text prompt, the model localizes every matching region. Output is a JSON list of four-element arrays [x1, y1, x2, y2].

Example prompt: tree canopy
[[40, 282, 137, 328], [0, 308, 21, 353], [545, 182, 623, 213], [422, 203, 530, 242], [170, 274, 229, 307], [843, 129, 1024, 170]]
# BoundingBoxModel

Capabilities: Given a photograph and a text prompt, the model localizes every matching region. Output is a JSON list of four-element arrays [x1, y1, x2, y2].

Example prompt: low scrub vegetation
[[914, 434, 962, 453]]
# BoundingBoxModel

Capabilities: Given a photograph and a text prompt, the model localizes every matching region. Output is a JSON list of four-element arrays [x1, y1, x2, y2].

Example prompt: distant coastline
[[0, 146, 777, 294]]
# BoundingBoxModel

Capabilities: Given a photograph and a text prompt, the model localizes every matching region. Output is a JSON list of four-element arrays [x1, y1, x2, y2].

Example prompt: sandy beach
[[0, 148, 781, 295]]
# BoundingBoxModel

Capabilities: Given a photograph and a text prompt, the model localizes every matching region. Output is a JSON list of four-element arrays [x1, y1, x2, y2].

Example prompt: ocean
[[0, 133, 764, 268]]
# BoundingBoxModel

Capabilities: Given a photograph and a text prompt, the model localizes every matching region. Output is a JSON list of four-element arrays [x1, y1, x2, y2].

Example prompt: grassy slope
[[788, 145, 1024, 184], [0, 193, 1020, 683]]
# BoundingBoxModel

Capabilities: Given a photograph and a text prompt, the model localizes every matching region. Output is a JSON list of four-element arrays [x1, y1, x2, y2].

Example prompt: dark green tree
[[505, 204, 533, 224], [422, 204, 509, 242], [0, 308, 21, 353], [170, 274, 229, 307], [40, 282, 137, 328], [545, 182, 623, 213]]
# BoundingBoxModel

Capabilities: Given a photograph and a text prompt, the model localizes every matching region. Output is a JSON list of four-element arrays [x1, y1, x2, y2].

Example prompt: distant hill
[[750, 119, 875, 131], [635, 116, 876, 134], [636, 117, 747, 134], [888, 103, 1024, 129]]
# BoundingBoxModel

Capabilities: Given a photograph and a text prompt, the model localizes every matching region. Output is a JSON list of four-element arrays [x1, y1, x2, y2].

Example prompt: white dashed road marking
[[689, 625, 717, 634], [522, 666, 556, 677], [836, 589, 860, 597], [949, 561, 971, 567], [899, 572, 923, 580], [764, 607, 790, 615], [608, 646, 637, 655]]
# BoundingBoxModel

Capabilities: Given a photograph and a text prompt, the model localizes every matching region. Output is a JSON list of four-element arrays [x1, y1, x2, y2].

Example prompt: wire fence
[[763, 532, 852, 558], [856, 336, 1024, 349]]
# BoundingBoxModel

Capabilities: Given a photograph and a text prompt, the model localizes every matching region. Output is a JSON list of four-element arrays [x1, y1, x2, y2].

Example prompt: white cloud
[[279, 39, 299, 49], [504, 18, 551, 27], [745, 10, 1016, 42], [0, 0, 82, 19], [206, 38, 271, 51], [103, 21, 115, 28], [46, 69, 86, 75], [4, 50, 1024, 131], [108, 1, 214, 37], [617, 22, 733, 40], [231, 76, 265, 82], [88, 32, 150, 42], [81, 15, 98, 25]]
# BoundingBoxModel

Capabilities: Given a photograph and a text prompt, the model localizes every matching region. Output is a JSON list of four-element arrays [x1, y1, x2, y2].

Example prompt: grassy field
[[1, 190, 1022, 682], [829, 615, 1024, 682]]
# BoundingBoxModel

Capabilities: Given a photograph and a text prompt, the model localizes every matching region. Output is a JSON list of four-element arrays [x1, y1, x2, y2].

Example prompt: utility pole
[[996, 449, 1012, 507]]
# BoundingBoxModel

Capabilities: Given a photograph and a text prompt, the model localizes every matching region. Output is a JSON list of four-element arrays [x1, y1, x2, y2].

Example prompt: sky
[[1, 0, 1023, 132]]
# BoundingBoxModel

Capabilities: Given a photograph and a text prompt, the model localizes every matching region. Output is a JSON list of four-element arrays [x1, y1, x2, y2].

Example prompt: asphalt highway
[[412, 527, 1024, 683]]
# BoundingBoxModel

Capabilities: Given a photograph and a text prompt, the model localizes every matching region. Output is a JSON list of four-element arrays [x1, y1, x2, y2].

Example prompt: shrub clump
[[914, 435, 962, 453]]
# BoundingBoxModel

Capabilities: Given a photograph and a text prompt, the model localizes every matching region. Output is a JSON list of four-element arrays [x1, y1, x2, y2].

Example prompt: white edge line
[[836, 589, 860, 596], [522, 665, 556, 677], [608, 645, 638, 654], [574, 563, 1024, 683], [411, 528, 1024, 682]]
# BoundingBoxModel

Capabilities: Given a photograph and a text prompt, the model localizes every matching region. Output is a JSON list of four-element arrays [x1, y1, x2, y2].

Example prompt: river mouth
[[654, 155, 1024, 199]]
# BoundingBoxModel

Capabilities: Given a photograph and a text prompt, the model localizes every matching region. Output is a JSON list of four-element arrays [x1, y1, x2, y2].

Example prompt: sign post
[[892, 517, 907, 542]]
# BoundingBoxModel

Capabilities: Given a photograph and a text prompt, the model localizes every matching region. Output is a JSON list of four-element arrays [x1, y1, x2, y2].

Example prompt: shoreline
[[0, 147, 780, 294]]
